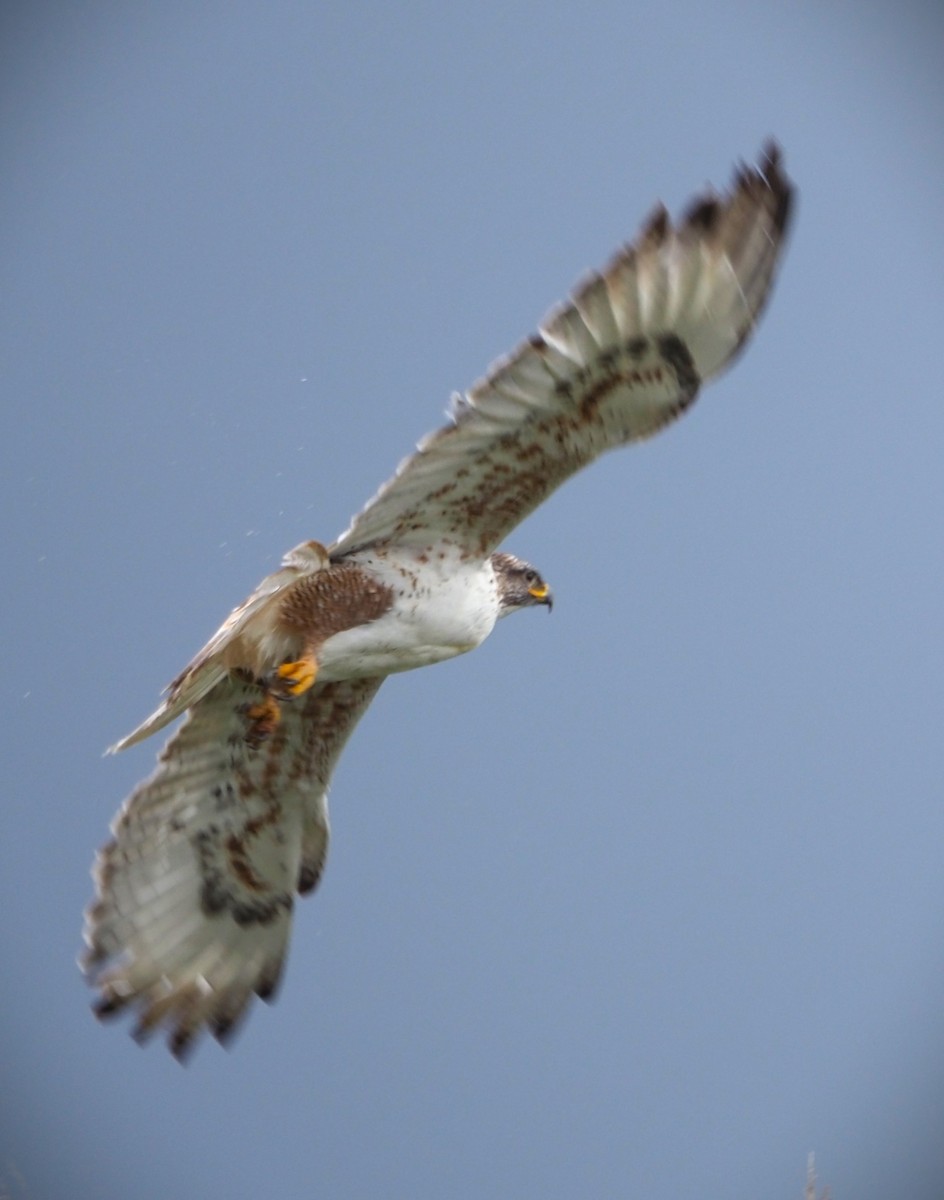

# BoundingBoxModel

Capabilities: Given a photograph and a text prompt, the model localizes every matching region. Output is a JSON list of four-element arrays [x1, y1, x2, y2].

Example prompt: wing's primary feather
[[84, 674, 382, 1056], [331, 144, 792, 560]]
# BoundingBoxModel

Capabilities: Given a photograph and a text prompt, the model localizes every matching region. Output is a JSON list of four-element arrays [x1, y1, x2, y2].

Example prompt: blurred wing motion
[[84, 145, 793, 1057]]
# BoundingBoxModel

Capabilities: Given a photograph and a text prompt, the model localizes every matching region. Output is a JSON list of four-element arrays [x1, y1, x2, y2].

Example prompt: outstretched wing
[[83, 674, 382, 1057], [332, 144, 792, 560]]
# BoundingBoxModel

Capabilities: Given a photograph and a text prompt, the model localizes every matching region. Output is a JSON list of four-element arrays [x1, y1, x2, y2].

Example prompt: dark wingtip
[[639, 202, 669, 245], [682, 194, 721, 233], [256, 961, 285, 1004], [297, 864, 321, 895], [169, 1025, 198, 1063], [760, 138, 782, 172], [753, 139, 793, 237], [211, 1014, 237, 1045], [93, 992, 128, 1021]]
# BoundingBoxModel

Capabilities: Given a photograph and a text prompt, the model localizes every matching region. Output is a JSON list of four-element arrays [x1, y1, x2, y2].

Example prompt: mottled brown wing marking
[[331, 145, 792, 560], [457, 331, 703, 553], [225, 799, 286, 895], [196, 810, 294, 927], [293, 676, 384, 895], [84, 671, 383, 1055]]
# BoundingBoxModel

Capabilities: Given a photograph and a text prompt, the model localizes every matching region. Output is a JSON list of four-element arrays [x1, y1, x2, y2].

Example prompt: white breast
[[316, 549, 499, 681]]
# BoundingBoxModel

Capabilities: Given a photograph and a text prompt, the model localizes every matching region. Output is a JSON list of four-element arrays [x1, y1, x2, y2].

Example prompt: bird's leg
[[268, 651, 318, 700], [244, 694, 282, 747], [243, 648, 319, 747]]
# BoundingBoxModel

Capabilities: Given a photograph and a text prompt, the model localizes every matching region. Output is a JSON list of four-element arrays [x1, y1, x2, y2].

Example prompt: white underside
[[316, 549, 500, 681]]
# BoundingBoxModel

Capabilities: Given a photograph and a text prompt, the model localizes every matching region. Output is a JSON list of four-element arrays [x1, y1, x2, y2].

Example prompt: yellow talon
[[245, 695, 282, 746], [271, 655, 318, 698], [244, 657, 318, 745]]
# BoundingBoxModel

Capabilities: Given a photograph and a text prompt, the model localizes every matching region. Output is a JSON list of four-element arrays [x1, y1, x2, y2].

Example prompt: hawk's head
[[491, 552, 553, 617]]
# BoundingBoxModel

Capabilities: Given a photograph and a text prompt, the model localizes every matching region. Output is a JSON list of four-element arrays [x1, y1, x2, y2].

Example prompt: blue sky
[[3, 3, 944, 1197]]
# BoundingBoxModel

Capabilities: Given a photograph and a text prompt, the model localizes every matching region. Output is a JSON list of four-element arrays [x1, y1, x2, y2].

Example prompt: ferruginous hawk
[[83, 145, 794, 1057]]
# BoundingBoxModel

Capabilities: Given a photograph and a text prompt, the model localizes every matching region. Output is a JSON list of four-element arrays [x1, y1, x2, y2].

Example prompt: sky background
[[3, 3, 944, 1197]]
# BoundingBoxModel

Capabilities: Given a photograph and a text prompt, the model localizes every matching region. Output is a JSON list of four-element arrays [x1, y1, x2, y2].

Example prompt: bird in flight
[[83, 145, 793, 1058]]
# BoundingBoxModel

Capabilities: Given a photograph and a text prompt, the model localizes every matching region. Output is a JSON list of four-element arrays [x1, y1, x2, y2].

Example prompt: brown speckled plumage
[[276, 563, 394, 655], [84, 146, 793, 1057]]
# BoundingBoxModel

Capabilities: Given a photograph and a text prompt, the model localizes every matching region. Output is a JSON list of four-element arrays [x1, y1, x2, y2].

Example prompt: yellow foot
[[270, 655, 318, 699], [245, 695, 282, 747]]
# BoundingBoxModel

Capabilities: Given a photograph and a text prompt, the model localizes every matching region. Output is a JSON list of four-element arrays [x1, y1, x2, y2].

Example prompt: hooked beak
[[528, 583, 553, 612]]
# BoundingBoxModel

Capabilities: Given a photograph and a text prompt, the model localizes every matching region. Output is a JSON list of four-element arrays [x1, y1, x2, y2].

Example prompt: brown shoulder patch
[[276, 563, 394, 650]]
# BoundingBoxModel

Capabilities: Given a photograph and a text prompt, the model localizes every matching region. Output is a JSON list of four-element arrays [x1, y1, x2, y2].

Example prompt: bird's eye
[[524, 570, 538, 585]]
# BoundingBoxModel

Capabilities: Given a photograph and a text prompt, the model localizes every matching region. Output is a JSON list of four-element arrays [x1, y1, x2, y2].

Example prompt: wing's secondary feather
[[84, 674, 382, 1056], [331, 144, 792, 560]]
